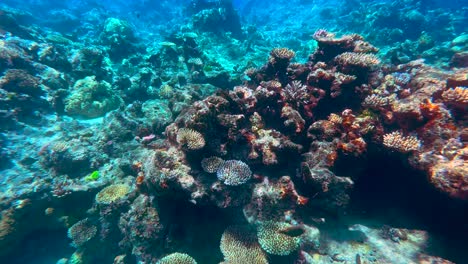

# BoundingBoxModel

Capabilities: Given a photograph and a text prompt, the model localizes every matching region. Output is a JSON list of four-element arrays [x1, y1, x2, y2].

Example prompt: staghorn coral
[[282, 80, 311, 109], [156, 253, 197, 264], [257, 221, 303, 256], [220, 226, 268, 264], [363, 94, 396, 109], [176, 128, 206, 150], [95, 184, 131, 205], [269, 48, 295, 64], [216, 160, 252, 186], [201, 156, 224, 173], [68, 218, 97, 247], [383, 131, 421, 153]]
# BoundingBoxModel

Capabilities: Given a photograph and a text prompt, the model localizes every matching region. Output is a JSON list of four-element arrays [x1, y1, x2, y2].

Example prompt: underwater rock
[[100, 18, 138, 60], [65, 76, 123, 118]]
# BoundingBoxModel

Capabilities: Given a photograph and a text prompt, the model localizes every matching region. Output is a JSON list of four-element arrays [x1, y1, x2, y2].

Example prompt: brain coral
[[65, 76, 122, 118], [257, 221, 302, 256], [216, 160, 252, 186], [95, 184, 131, 204], [220, 226, 268, 264], [68, 218, 97, 247], [156, 253, 197, 264], [176, 128, 206, 150]]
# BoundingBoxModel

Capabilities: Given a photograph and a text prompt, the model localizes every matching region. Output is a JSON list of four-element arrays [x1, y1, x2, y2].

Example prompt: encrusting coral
[[95, 184, 131, 204], [67, 218, 97, 247]]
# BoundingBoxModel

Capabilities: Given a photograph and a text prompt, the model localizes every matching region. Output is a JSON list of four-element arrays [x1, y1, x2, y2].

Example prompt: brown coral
[[68, 218, 97, 247], [201, 156, 224, 173], [335, 52, 380, 69], [269, 48, 295, 63], [441, 87, 468, 108], [383, 131, 421, 153], [176, 128, 206, 150]]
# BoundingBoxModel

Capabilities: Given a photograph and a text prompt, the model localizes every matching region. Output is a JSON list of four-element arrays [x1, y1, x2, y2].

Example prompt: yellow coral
[[176, 128, 205, 150], [156, 253, 197, 264], [95, 184, 131, 204], [335, 52, 380, 68], [328, 113, 343, 124], [220, 226, 268, 264], [257, 221, 302, 256], [383, 131, 421, 153]]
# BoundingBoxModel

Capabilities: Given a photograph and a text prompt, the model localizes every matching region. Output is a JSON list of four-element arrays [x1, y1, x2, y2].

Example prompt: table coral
[[95, 184, 131, 205], [220, 225, 267, 264], [67, 218, 97, 247]]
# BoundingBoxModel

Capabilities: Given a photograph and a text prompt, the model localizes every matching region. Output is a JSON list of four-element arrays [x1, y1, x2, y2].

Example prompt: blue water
[[0, 0, 467, 263]]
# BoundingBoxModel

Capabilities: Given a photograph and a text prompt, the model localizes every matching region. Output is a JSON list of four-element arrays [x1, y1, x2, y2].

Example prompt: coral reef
[[0, 1, 466, 264]]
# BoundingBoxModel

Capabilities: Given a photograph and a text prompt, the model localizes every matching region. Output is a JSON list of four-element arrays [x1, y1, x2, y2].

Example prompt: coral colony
[[0, 0, 467, 263]]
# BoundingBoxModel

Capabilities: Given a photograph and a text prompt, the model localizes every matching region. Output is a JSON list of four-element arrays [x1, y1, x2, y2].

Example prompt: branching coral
[[176, 128, 206, 150], [201, 156, 224, 173], [335, 52, 381, 69], [282, 80, 311, 109], [269, 48, 295, 65], [363, 94, 396, 109], [383, 131, 421, 153]]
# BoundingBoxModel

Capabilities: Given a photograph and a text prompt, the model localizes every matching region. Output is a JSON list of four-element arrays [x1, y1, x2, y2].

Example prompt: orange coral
[[419, 99, 442, 120]]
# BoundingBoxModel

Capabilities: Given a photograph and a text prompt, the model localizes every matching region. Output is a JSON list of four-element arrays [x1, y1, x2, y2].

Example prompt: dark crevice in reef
[[0, 229, 74, 264], [157, 197, 236, 264], [342, 145, 468, 263]]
